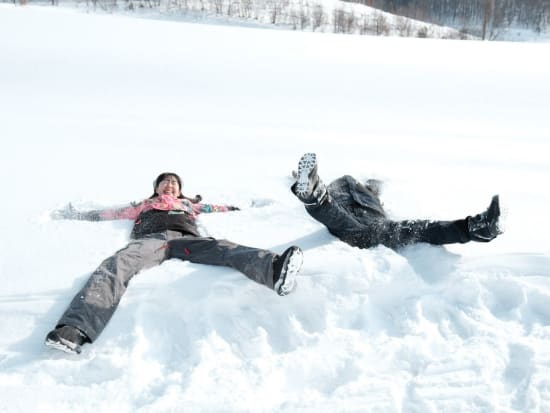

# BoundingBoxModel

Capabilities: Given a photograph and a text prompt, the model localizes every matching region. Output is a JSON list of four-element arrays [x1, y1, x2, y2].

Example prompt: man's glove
[[50, 203, 101, 221], [227, 206, 240, 211]]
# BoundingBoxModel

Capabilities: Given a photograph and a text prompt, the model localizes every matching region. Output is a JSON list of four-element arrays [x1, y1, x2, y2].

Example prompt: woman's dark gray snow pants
[[57, 231, 278, 342]]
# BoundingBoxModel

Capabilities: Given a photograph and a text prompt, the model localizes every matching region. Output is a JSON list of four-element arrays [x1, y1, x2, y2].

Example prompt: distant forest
[[4, 0, 548, 39], [344, 0, 550, 38]]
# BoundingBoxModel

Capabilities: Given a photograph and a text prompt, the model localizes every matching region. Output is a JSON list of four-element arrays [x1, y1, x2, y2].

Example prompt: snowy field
[[1, 4, 550, 413]]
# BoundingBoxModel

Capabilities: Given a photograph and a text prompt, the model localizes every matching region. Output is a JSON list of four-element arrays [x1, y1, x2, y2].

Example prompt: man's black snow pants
[[304, 176, 471, 250], [57, 231, 278, 342]]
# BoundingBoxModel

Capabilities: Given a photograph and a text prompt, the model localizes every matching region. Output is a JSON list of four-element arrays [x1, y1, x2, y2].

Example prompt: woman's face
[[155, 175, 181, 198]]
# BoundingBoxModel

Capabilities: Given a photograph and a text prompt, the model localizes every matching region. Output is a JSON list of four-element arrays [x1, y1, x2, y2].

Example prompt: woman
[[46, 172, 303, 354]]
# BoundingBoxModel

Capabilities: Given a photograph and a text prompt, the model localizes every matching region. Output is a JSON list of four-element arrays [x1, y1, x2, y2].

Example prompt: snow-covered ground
[[1, 4, 550, 413]]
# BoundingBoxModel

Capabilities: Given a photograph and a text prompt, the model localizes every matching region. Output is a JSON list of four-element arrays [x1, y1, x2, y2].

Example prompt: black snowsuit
[[57, 208, 280, 342], [304, 175, 471, 250]]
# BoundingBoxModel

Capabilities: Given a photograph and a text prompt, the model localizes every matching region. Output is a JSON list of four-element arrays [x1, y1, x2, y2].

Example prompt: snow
[[1, 4, 550, 413]]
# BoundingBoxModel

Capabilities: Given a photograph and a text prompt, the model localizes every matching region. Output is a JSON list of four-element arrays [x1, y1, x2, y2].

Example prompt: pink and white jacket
[[94, 194, 234, 238]]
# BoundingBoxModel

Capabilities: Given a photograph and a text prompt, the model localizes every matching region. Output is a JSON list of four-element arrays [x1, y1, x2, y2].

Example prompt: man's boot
[[468, 195, 502, 242], [292, 153, 328, 205]]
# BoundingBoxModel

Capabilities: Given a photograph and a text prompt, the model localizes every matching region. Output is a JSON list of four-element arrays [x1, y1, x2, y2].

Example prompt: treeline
[[5, 0, 470, 39], [344, 0, 550, 38], [6, 0, 549, 39]]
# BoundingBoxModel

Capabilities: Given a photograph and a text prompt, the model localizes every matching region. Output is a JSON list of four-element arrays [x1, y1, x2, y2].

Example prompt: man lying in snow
[[46, 172, 303, 354], [291, 153, 502, 250]]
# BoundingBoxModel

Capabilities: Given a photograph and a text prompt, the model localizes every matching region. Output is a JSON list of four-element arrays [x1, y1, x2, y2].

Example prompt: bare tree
[[311, 4, 325, 31], [481, 0, 494, 39], [374, 12, 389, 35], [416, 25, 429, 37], [395, 14, 412, 36], [238, 0, 253, 18], [358, 13, 371, 34], [333, 8, 348, 33], [268, 0, 282, 24], [344, 10, 356, 33], [297, 0, 310, 30]]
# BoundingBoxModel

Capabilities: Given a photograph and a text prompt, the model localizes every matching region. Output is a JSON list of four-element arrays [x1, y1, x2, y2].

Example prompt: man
[[291, 153, 502, 250], [46, 172, 303, 354]]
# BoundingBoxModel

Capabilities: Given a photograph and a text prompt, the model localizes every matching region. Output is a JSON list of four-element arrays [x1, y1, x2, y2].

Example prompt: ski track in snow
[[1, 4, 550, 413]]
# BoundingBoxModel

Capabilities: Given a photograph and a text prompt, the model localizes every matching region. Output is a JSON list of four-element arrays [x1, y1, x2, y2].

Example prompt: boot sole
[[296, 153, 317, 196], [488, 195, 503, 236], [45, 336, 82, 354], [275, 247, 303, 296], [489, 195, 500, 219]]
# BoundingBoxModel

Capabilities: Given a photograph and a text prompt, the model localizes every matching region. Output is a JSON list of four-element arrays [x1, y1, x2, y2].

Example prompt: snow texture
[[1, 4, 550, 413]]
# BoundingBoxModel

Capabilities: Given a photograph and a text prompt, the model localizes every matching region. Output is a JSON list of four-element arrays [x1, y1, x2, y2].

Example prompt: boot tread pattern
[[45, 337, 82, 354], [276, 247, 303, 296], [296, 153, 317, 196]]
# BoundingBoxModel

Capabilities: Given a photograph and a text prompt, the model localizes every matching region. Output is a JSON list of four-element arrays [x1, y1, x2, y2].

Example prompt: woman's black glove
[[184, 194, 202, 203], [227, 206, 240, 211]]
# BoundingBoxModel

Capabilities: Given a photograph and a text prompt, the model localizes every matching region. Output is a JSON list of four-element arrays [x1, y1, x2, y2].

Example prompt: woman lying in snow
[[46, 172, 303, 354]]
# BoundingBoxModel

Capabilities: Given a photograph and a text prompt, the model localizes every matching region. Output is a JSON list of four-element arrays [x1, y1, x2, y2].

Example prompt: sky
[[1, 3, 550, 413]]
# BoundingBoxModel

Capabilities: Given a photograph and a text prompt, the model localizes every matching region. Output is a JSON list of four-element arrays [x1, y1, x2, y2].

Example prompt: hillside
[[8, 0, 478, 39]]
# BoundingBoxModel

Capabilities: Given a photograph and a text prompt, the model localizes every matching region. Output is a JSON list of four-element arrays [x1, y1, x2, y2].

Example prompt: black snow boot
[[45, 325, 89, 354], [292, 153, 328, 205], [468, 195, 502, 242], [273, 246, 303, 296]]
